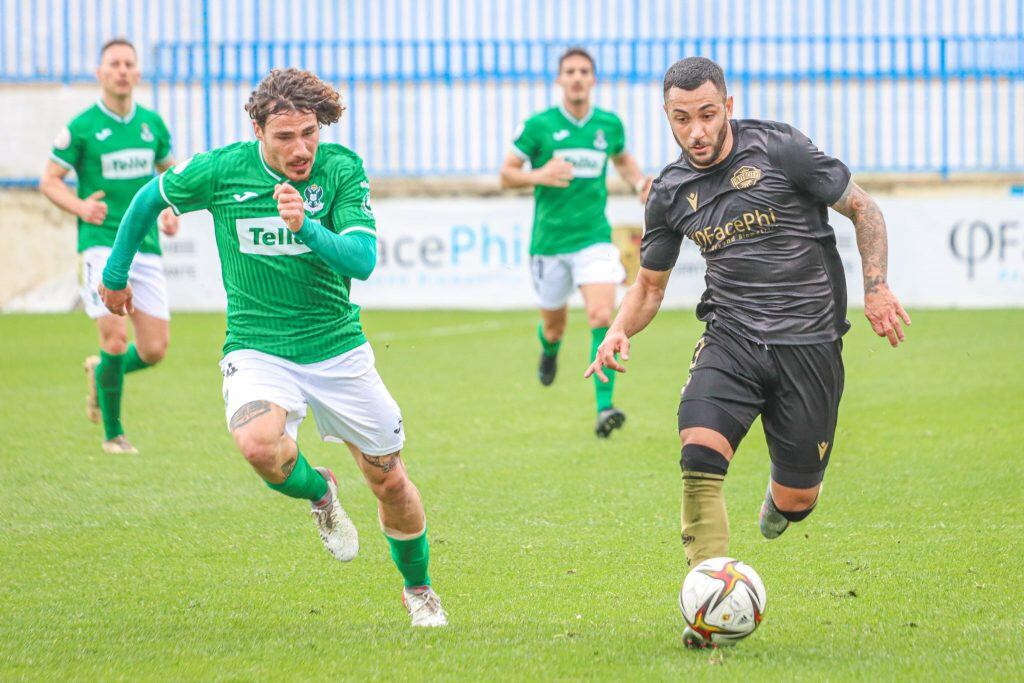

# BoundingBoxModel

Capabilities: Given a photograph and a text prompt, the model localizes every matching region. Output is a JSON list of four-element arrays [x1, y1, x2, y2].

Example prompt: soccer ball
[[678, 556, 767, 647]]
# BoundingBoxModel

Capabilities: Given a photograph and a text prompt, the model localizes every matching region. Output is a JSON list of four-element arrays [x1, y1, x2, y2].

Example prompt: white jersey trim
[[338, 225, 377, 238], [97, 99, 137, 124], [558, 103, 594, 128], [158, 173, 182, 215], [48, 153, 74, 171], [257, 142, 282, 181], [510, 146, 530, 162]]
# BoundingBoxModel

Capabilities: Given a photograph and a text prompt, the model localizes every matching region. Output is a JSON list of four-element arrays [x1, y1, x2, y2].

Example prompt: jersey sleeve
[[773, 127, 851, 205], [154, 116, 173, 165], [329, 160, 377, 237], [609, 114, 627, 156], [158, 152, 216, 215], [49, 122, 83, 172], [511, 119, 540, 162], [640, 179, 684, 271]]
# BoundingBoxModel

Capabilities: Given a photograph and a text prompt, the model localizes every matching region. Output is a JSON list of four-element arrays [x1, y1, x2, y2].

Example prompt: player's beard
[[679, 120, 730, 168]]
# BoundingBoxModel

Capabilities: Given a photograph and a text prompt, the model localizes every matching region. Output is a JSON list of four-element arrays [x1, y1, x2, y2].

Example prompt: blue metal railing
[[2, 0, 1024, 182]]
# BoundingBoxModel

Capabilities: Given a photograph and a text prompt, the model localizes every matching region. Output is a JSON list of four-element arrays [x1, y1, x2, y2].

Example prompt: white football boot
[[310, 467, 359, 562], [101, 435, 138, 454], [402, 586, 448, 627], [83, 355, 101, 423]]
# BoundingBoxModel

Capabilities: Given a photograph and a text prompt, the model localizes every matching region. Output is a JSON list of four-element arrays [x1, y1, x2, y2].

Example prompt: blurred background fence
[[3, 0, 1024, 179]]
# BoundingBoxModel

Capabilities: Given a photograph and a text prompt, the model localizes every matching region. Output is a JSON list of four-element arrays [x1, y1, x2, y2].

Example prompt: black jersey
[[641, 119, 852, 345]]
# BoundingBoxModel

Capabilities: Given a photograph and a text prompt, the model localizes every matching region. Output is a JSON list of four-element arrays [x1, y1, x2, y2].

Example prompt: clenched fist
[[274, 183, 305, 233]]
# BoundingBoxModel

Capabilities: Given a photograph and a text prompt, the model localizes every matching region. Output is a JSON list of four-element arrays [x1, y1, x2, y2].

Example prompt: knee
[[371, 471, 411, 504], [542, 318, 566, 340], [101, 332, 129, 355], [680, 443, 731, 476], [771, 484, 820, 514], [233, 431, 280, 474], [587, 307, 613, 329], [136, 338, 168, 365], [679, 429, 734, 475]]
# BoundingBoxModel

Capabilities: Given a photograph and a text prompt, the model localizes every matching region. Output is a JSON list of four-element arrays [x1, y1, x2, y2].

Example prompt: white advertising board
[[161, 196, 1024, 312]]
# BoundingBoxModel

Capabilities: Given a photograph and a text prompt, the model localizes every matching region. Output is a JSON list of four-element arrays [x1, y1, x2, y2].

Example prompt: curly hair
[[245, 68, 345, 128]]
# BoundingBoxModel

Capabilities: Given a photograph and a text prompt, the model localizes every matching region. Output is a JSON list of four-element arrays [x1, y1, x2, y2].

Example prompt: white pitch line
[[371, 319, 514, 342]]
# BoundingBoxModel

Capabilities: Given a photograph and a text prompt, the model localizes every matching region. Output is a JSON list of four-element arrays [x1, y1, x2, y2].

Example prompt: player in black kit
[[585, 57, 911, 645]]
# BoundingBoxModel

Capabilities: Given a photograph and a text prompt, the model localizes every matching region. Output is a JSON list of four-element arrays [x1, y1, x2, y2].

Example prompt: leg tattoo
[[230, 400, 272, 431], [281, 455, 297, 479], [362, 453, 400, 474]]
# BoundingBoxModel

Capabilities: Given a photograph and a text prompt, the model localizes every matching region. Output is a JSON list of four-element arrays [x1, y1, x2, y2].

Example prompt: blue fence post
[[202, 0, 214, 152], [939, 37, 949, 178], [61, 0, 71, 84]]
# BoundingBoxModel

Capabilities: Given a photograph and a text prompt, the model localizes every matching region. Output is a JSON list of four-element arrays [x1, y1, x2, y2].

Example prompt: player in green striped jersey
[[98, 69, 446, 627], [500, 47, 653, 438], [40, 39, 177, 455]]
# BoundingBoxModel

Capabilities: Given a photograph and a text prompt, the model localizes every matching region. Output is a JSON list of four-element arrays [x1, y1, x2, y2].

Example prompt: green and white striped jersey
[[160, 141, 376, 363]]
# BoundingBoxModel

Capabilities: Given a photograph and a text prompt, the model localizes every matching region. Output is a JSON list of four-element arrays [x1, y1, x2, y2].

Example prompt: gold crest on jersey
[[730, 165, 763, 189]]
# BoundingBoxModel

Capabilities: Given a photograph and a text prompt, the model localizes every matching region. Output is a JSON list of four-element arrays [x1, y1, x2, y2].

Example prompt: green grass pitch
[[1, 309, 1022, 680]]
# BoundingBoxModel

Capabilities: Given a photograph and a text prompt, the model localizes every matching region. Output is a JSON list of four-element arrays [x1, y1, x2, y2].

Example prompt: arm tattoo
[[362, 453, 400, 473], [229, 400, 272, 431], [832, 181, 888, 294]]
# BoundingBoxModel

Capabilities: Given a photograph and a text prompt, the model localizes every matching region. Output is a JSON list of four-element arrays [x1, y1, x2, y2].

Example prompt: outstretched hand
[[584, 328, 630, 383], [864, 283, 911, 347]]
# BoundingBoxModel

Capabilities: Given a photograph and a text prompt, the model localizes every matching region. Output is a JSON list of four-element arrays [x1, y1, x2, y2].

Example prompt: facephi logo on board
[[949, 220, 1021, 279]]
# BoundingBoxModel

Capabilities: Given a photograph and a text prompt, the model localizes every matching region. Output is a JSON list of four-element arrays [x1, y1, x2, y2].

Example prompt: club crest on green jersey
[[594, 129, 608, 151], [303, 183, 325, 212], [140, 123, 154, 142]]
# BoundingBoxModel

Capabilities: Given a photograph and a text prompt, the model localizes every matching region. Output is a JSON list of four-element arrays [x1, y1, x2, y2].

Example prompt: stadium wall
[[4, 189, 1022, 312]]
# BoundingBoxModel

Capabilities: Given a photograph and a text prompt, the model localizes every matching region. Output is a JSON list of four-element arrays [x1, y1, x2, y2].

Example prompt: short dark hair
[[100, 38, 136, 59], [245, 68, 345, 128], [663, 56, 727, 98], [558, 46, 595, 73]]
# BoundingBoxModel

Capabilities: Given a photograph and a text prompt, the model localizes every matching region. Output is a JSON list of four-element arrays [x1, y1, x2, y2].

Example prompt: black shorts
[[678, 325, 845, 489]]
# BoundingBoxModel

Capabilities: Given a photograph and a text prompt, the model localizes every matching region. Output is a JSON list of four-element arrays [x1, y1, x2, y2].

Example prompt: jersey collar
[[97, 99, 136, 124], [558, 103, 594, 128], [257, 141, 283, 181]]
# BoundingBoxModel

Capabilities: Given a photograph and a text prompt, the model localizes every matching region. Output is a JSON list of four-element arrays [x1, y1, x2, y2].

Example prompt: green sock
[[123, 343, 152, 374], [96, 350, 125, 440], [264, 452, 329, 500], [537, 323, 561, 357], [591, 326, 615, 412], [385, 528, 431, 587]]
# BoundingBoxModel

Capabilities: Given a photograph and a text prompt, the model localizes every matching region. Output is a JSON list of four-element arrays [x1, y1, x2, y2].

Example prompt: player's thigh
[[300, 343, 406, 457], [678, 329, 767, 454], [129, 310, 170, 362], [531, 254, 574, 310], [126, 253, 171, 321], [220, 350, 307, 444], [761, 340, 845, 489], [578, 282, 616, 326]]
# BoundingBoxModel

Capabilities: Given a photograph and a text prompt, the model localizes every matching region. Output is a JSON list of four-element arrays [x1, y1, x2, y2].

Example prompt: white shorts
[[219, 342, 405, 456], [79, 246, 170, 320], [530, 242, 626, 310]]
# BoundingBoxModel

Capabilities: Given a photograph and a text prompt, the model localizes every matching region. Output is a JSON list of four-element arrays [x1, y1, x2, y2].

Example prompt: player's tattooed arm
[[831, 180, 887, 294], [832, 180, 911, 347], [229, 400, 273, 430], [362, 453, 401, 474]]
